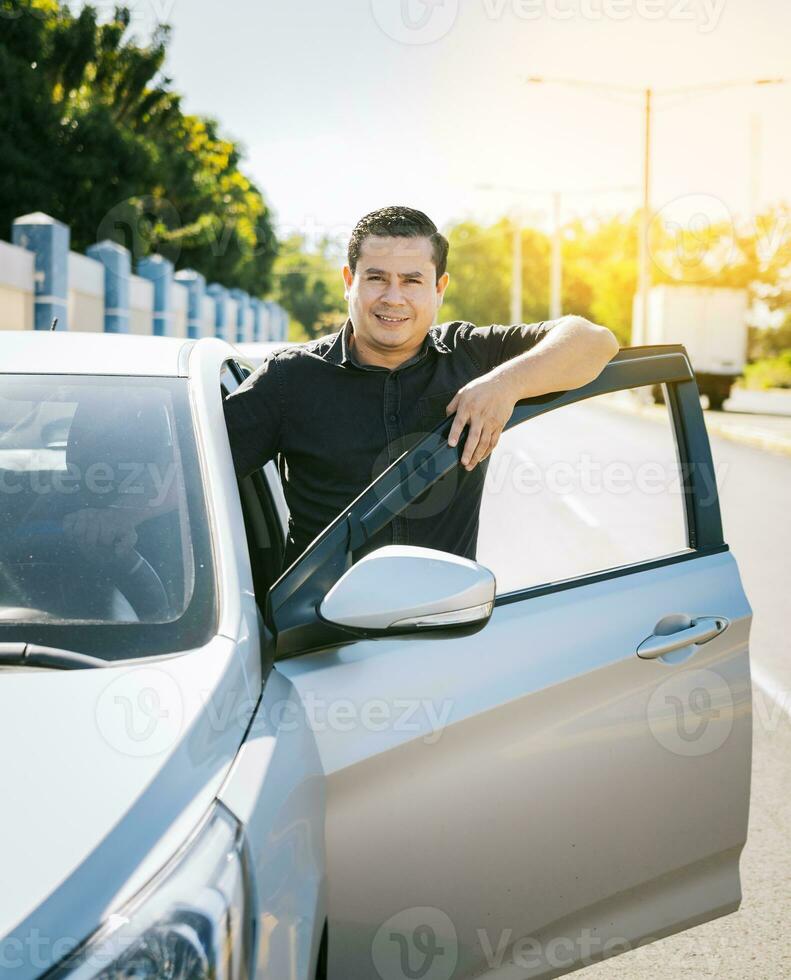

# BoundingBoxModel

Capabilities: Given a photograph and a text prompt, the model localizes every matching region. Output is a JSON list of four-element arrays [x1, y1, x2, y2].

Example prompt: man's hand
[[63, 507, 139, 556], [446, 372, 518, 471], [445, 315, 619, 471]]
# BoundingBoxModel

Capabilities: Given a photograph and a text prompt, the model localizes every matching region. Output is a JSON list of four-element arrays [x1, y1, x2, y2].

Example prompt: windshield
[[0, 375, 215, 659]]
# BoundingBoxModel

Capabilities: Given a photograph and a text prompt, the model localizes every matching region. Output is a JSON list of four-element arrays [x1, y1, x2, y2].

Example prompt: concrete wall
[[201, 295, 215, 338], [0, 241, 34, 331], [67, 251, 104, 333], [172, 280, 189, 339], [129, 274, 154, 336], [0, 211, 289, 340], [243, 306, 254, 343]]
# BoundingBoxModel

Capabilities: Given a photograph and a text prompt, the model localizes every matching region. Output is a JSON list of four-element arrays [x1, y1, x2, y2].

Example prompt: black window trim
[[266, 344, 726, 659]]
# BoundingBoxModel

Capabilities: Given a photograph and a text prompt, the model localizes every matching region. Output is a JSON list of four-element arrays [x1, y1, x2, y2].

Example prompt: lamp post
[[477, 182, 636, 323], [525, 75, 787, 341]]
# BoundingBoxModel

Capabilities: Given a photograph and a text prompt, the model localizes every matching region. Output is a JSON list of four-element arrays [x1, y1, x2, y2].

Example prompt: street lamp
[[525, 76, 788, 342]]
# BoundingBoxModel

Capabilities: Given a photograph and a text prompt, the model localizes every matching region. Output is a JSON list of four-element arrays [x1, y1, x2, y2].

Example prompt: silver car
[[0, 331, 752, 980]]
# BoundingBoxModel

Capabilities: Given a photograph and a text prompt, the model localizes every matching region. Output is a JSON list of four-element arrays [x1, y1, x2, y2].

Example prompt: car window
[[0, 375, 215, 658], [477, 386, 690, 595]]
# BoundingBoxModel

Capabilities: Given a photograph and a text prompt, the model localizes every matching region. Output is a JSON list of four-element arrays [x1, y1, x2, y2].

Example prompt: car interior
[[0, 381, 193, 626]]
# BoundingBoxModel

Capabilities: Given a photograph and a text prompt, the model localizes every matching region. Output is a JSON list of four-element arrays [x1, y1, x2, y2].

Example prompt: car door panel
[[267, 346, 752, 980], [278, 547, 751, 978]]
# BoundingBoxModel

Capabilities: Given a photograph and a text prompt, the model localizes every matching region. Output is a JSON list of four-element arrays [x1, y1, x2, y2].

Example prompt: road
[[476, 398, 791, 979], [725, 386, 791, 418]]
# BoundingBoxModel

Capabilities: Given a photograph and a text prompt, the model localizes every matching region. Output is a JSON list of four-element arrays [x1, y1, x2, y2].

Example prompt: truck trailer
[[632, 285, 748, 410]]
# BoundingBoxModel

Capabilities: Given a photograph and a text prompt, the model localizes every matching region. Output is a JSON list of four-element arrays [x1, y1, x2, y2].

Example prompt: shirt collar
[[325, 318, 450, 369]]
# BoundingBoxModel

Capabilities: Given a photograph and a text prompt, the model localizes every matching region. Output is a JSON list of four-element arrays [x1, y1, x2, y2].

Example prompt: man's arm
[[446, 315, 619, 471]]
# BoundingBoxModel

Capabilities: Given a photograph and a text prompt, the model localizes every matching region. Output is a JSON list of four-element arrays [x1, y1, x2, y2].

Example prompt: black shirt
[[223, 318, 551, 566]]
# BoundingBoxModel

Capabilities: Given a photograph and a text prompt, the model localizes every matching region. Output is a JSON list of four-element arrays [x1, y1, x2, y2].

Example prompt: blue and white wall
[[0, 212, 289, 341]]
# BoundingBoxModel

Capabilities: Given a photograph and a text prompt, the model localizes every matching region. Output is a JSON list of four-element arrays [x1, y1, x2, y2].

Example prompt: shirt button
[[388, 414, 397, 422]]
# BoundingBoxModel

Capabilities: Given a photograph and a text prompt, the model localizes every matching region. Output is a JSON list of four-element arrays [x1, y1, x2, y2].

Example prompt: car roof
[[0, 331, 195, 377]]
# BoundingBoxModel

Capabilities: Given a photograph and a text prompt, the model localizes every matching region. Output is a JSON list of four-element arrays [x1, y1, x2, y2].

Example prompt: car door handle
[[637, 617, 728, 659]]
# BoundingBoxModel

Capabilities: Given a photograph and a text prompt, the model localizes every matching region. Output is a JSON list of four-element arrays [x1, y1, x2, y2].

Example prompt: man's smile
[[374, 312, 410, 324]]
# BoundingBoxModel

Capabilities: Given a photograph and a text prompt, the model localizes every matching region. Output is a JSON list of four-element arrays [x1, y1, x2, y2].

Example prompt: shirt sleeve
[[222, 355, 283, 480], [460, 320, 554, 373]]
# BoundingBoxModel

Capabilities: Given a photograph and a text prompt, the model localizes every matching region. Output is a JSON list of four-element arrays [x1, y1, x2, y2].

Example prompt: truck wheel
[[707, 392, 725, 412]]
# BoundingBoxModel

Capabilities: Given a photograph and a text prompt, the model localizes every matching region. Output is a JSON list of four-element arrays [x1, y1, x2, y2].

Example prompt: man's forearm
[[492, 315, 619, 401]]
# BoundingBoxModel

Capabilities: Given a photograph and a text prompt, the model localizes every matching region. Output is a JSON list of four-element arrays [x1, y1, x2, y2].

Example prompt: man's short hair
[[348, 206, 450, 281]]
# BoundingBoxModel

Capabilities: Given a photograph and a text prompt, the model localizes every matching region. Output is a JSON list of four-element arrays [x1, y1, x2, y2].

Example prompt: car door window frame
[[267, 345, 726, 659], [221, 360, 286, 606]]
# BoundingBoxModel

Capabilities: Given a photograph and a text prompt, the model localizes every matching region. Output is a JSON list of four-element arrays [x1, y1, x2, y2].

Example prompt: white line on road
[[560, 494, 600, 528], [752, 663, 791, 723]]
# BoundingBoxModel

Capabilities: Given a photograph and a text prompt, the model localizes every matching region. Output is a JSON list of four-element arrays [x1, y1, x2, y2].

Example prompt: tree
[[273, 234, 346, 340], [440, 203, 791, 349], [440, 218, 551, 327], [560, 213, 638, 344], [0, 0, 277, 294]]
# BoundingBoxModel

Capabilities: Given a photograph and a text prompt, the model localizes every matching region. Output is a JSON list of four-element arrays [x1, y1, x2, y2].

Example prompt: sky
[[89, 0, 791, 243]]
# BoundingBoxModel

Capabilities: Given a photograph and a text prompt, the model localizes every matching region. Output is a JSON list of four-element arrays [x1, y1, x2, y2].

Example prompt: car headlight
[[47, 802, 256, 980]]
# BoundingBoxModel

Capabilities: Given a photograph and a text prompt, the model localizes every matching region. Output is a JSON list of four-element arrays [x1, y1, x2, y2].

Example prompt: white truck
[[632, 284, 749, 410]]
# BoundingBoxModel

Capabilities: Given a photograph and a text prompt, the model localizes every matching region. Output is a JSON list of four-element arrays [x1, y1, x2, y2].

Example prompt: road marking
[[752, 663, 791, 723], [560, 493, 599, 528]]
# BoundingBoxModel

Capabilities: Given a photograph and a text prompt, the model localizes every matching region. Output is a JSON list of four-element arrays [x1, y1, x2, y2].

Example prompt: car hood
[[0, 635, 254, 980]]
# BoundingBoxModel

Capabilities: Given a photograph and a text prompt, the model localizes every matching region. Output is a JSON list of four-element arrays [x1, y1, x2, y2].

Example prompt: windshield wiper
[[0, 643, 108, 670]]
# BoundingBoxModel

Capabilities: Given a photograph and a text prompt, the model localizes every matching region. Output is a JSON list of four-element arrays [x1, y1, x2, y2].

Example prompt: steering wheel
[[2, 520, 170, 622]]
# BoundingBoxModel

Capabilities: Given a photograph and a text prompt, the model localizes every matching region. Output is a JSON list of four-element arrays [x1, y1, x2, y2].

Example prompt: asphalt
[[611, 387, 791, 457]]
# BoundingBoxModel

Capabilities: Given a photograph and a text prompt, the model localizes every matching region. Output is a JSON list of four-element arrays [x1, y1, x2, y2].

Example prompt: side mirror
[[319, 545, 495, 632]]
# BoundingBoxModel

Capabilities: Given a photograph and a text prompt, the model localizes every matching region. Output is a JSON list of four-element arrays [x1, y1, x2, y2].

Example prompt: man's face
[[343, 235, 450, 356]]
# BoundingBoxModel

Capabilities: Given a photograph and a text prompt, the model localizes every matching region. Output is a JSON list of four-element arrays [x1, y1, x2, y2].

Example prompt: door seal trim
[[493, 545, 730, 608]]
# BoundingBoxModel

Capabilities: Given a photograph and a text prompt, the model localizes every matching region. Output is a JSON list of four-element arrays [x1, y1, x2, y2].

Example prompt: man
[[223, 205, 619, 566]]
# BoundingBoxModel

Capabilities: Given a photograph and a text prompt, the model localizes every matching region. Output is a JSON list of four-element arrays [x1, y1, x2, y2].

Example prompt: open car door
[[268, 345, 752, 980]]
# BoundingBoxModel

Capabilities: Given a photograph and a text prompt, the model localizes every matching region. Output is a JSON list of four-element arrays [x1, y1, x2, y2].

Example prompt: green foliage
[[441, 220, 510, 325], [748, 317, 791, 360], [440, 204, 791, 351], [440, 214, 637, 345], [560, 214, 638, 345], [0, 0, 276, 293], [273, 235, 346, 340], [649, 204, 791, 326], [742, 352, 791, 390]]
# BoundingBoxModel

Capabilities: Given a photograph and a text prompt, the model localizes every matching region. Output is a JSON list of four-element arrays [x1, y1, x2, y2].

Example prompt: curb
[[599, 395, 791, 459], [704, 418, 791, 458]]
